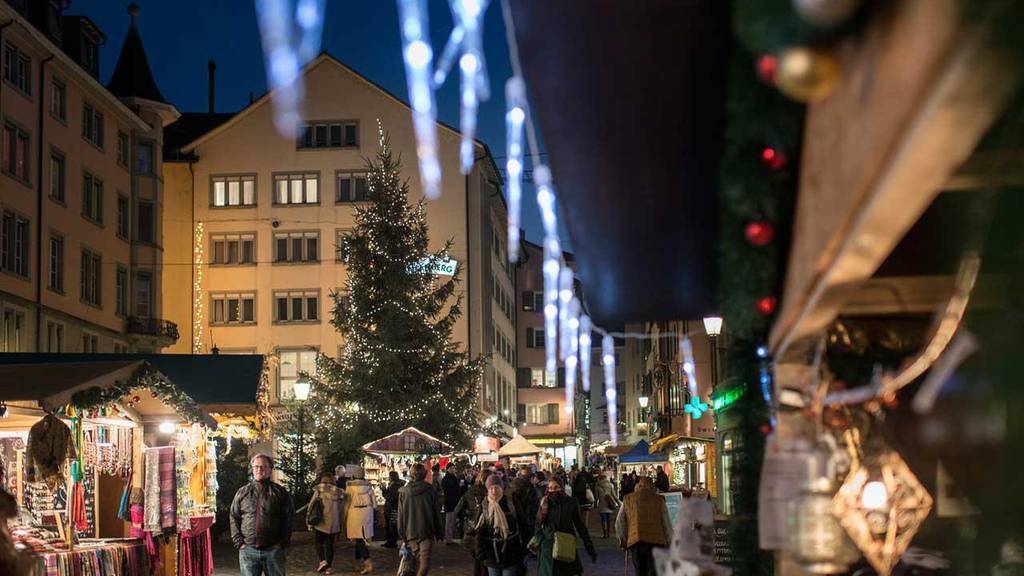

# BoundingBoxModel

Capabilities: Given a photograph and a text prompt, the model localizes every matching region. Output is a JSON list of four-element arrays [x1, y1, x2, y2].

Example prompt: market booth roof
[[498, 434, 545, 457], [362, 426, 453, 454], [619, 439, 669, 464], [507, 0, 728, 324]]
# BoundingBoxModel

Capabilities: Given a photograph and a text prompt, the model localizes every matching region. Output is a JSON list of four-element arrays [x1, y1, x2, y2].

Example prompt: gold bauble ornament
[[775, 47, 840, 103], [792, 0, 862, 28]]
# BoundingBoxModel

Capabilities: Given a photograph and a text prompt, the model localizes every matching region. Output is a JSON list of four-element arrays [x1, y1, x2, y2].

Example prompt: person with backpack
[[475, 474, 527, 576], [307, 471, 345, 574], [345, 466, 376, 574], [454, 470, 490, 576]]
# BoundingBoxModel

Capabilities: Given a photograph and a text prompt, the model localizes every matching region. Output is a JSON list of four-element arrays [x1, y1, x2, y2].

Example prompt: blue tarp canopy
[[618, 439, 669, 464]]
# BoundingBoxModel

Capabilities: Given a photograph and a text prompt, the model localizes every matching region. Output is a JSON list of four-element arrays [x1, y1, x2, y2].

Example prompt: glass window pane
[[276, 238, 288, 261], [280, 352, 297, 377], [213, 300, 224, 322], [228, 299, 240, 322], [329, 124, 341, 147], [277, 297, 288, 321], [242, 298, 254, 321], [338, 177, 351, 202], [292, 297, 303, 320], [290, 178, 302, 203], [214, 181, 225, 206], [307, 297, 318, 320], [315, 125, 327, 147], [276, 179, 288, 204], [306, 237, 318, 262], [243, 179, 255, 205], [227, 240, 238, 263], [344, 124, 357, 146], [213, 240, 224, 264], [306, 177, 317, 202], [300, 350, 317, 372], [355, 176, 368, 200], [292, 238, 303, 261], [228, 181, 240, 205], [242, 240, 254, 263]]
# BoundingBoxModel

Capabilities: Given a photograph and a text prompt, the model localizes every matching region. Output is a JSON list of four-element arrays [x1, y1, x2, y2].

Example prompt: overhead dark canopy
[[509, 0, 728, 324]]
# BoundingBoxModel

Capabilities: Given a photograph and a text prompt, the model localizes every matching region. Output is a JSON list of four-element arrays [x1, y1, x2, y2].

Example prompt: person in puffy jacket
[[475, 474, 527, 576], [593, 472, 620, 539], [345, 466, 376, 574], [399, 463, 444, 576], [230, 454, 294, 576], [307, 472, 345, 574]]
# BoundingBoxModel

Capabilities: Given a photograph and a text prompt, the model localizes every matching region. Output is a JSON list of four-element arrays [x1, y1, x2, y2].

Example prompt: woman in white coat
[[345, 466, 376, 574]]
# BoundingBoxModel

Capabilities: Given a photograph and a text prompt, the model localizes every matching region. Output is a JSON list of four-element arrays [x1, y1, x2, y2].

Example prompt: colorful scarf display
[[33, 540, 148, 576]]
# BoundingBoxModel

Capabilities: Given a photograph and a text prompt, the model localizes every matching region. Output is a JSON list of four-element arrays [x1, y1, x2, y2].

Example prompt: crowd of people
[[227, 453, 689, 576]]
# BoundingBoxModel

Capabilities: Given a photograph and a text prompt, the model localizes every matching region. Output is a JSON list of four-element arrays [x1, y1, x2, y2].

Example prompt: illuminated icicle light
[[535, 165, 561, 373], [254, 0, 321, 138], [564, 298, 580, 417], [505, 76, 526, 262], [602, 334, 618, 445], [680, 336, 698, 398], [558, 267, 574, 361], [579, 315, 592, 392], [396, 0, 442, 199]]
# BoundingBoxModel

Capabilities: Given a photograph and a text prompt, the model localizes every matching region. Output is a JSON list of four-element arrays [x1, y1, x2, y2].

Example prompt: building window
[[135, 272, 152, 318], [525, 327, 545, 349], [3, 43, 31, 95], [1, 211, 29, 277], [211, 293, 256, 325], [116, 266, 128, 316], [522, 290, 544, 312], [81, 37, 99, 76], [278, 349, 318, 400], [273, 231, 318, 263], [211, 233, 256, 265], [273, 173, 318, 205], [2, 307, 25, 352], [529, 368, 558, 388], [51, 81, 67, 120], [335, 229, 351, 261], [524, 403, 559, 425], [274, 291, 319, 323], [137, 201, 154, 243], [113, 342, 128, 354], [49, 152, 65, 202], [136, 141, 153, 175], [80, 248, 101, 306], [48, 235, 63, 292], [81, 332, 99, 353], [297, 121, 358, 149], [3, 121, 30, 181], [46, 321, 64, 352], [81, 171, 103, 223], [116, 131, 129, 167], [211, 174, 256, 207], [336, 171, 368, 202], [117, 194, 129, 239], [82, 102, 104, 148]]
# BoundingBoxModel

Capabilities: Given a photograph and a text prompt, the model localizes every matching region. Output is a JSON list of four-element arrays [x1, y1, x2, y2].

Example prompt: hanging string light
[[679, 335, 698, 398], [192, 221, 204, 353], [579, 315, 592, 392], [602, 334, 618, 445], [505, 77, 526, 262], [396, 0, 442, 199], [564, 298, 580, 416], [254, 0, 324, 138]]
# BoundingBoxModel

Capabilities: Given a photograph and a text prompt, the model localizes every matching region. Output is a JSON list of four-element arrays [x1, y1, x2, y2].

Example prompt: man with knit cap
[[615, 476, 673, 576]]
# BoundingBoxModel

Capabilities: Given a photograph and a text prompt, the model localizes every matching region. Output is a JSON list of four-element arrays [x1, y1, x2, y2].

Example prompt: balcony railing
[[126, 317, 180, 343]]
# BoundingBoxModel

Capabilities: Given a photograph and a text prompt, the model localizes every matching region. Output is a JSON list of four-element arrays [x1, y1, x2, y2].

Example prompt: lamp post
[[293, 376, 312, 497], [702, 316, 723, 390], [638, 393, 649, 437]]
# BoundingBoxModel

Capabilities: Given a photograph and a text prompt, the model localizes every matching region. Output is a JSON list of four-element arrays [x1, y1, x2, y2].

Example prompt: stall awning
[[619, 440, 669, 464], [362, 426, 452, 454], [499, 434, 545, 457], [650, 434, 714, 454]]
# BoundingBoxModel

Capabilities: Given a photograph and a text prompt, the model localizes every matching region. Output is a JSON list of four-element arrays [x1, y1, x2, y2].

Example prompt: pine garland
[[69, 363, 210, 425]]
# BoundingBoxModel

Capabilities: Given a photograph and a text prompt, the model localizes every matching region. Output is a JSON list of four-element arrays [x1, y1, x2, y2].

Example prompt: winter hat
[[486, 474, 503, 489]]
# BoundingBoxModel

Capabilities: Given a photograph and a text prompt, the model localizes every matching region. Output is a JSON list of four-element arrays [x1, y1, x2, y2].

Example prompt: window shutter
[[517, 368, 530, 389], [522, 291, 533, 311], [526, 327, 534, 349], [547, 403, 559, 425], [517, 403, 526, 424]]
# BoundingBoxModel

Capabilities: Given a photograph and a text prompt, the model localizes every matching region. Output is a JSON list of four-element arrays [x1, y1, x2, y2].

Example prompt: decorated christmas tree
[[309, 128, 485, 464]]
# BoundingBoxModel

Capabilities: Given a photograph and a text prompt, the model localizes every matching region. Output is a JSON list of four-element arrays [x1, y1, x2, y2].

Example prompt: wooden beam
[[769, 0, 1020, 360]]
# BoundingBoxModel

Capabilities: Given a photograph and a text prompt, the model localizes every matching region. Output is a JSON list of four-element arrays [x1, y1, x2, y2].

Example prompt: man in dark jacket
[[441, 463, 462, 544], [230, 454, 294, 576], [655, 466, 671, 493], [507, 466, 539, 539], [399, 463, 443, 576], [384, 470, 405, 548]]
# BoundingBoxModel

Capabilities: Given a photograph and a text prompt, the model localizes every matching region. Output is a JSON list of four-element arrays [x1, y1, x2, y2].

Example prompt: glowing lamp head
[[293, 377, 312, 401], [702, 316, 724, 337], [861, 480, 889, 509], [158, 421, 176, 435], [638, 395, 650, 409]]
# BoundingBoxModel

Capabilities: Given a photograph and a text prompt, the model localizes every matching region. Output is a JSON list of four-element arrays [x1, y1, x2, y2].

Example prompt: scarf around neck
[[478, 494, 511, 538], [539, 488, 563, 524]]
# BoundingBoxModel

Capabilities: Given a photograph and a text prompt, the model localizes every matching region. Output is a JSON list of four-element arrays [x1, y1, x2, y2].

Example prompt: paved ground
[[212, 514, 633, 575]]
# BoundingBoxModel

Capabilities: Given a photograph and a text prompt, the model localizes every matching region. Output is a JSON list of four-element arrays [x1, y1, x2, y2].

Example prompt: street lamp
[[294, 376, 313, 498], [702, 316, 723, 390], [293, 376, 312, 401], [638, 395, 649, 409]]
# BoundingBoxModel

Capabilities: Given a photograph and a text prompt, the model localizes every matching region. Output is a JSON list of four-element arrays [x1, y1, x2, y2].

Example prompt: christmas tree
[[310, 129, 485, 464]]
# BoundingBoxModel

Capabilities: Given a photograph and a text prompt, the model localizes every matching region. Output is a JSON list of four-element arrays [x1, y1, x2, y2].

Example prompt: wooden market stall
[[361, 426, 453, 483], [617, 439, 670, 478], [497, 434, 545, 469]]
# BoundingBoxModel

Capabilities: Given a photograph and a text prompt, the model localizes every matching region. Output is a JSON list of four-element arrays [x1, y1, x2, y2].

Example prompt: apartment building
[[161, 53, 513, 431], [0, 1, 178, 354]]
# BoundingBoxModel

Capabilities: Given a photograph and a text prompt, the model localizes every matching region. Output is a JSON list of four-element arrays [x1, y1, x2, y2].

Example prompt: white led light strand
[[579, 315, 592, 392], [436, 0, 491, 173], [680, 335, 699, 398], [192, 221, 204, 353], [558, 267, 574, 361], [505, 76, 526, 262], [254, 0, 324, 138], [564, 298, 580, 415], [396, 0, 442, 199], [602, 334, 618, 445]]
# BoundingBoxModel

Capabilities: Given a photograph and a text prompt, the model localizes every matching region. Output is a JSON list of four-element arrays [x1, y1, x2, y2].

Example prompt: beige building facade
[[0, 2, 178, 355], [161, 54, 512, 430]]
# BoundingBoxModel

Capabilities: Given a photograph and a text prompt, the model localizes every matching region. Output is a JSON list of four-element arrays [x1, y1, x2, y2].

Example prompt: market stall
[[617, 439, 670, 480], [361, 426, 453, 483], [497, 434, 545, 469], [651, 435, 716, 496], [0, 360, 220, 576]]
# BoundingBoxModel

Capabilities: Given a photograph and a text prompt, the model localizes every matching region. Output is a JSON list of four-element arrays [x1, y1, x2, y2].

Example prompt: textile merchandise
[[31, 540, 149, 576], [179, 516, 215, 576], [144, 448, 162, 532], [26, 414, 73, 488], [159, 447, 176, 530], [175, 447, 195, 531]]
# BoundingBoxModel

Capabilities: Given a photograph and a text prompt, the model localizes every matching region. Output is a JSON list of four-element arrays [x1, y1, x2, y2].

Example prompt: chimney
[[207, 59, 216, 113]]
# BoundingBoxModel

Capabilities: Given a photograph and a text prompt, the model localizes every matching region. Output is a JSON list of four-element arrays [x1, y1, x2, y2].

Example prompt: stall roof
[[362, 426, 452, 454], [498, 434, 545, 456], [0, 361, 142, 408], [619, 440, 668, 464], [0, 353, 264, 407]]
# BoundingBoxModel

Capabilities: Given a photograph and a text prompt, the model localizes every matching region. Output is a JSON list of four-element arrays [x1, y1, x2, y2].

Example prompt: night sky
[[72, 0, 560, 246]]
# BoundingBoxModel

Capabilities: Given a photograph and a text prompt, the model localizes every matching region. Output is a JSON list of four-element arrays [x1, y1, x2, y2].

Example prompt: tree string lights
[[192, 221, 204, 353]]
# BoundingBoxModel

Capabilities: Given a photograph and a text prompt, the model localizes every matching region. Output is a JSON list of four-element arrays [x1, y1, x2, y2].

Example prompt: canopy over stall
[[498, 435, 545, 457], [618, 440, 667, 465]]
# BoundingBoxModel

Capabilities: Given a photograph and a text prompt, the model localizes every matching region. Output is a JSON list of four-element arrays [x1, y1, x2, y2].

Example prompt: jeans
[[407, 538, 434, 576], [354, 538, 370, 561], [314, 530, 336, 567], [630, 542, 662, 576], [600, 513, 613, 535], [239, 546, 285, 576], [487, 567, 519, 576]]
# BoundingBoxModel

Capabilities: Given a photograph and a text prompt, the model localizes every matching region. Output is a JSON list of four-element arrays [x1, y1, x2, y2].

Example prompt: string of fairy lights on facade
[[192, 221, 205, 353]]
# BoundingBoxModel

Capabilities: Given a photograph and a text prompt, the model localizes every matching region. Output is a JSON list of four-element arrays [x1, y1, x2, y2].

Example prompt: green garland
[[69, 363, 210, 425]]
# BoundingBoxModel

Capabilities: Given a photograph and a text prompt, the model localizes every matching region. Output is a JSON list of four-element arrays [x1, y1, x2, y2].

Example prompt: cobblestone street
[[212, 515, 633, 575]]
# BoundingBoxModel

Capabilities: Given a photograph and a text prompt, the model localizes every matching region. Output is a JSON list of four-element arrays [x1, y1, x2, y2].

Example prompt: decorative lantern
[[788, 477, 861, 573], [831, 450, 933, 576]]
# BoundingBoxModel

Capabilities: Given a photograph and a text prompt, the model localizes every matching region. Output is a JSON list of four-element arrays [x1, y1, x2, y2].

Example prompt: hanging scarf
[[538, 487, 562, 524], [477, 495, 510, 538]]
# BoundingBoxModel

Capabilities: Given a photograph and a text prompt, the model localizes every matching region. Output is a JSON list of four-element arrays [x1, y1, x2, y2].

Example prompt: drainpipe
[[34, 53, 55, 352]]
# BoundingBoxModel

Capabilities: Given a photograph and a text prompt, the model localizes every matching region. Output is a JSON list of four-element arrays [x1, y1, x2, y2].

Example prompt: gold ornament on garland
[[831, 450, 933, 576], [792, 0, 862, 28], [775, 46, 840, 103]]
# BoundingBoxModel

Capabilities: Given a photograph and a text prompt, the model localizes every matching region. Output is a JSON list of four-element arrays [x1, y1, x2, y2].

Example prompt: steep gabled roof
[[106, 5, 166, 104]]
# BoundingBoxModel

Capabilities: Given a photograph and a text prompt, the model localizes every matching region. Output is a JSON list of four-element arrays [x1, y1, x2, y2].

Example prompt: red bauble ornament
[[132, 395, 141, 403], [744, 221, 775, 246], [760, 423, 773, 435], [756, 54, 778, 85], [760, 147, 788, 170], [756, 296, 778, 315]]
